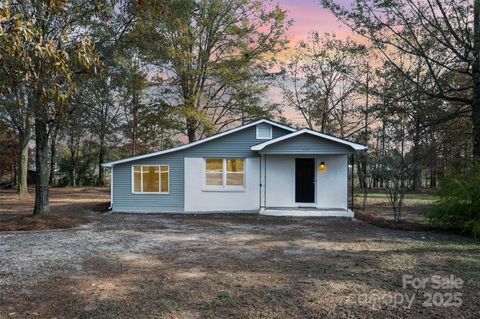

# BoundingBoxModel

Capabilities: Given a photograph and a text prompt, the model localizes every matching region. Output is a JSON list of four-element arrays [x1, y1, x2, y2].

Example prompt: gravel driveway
[[1, 210, 479, 318]]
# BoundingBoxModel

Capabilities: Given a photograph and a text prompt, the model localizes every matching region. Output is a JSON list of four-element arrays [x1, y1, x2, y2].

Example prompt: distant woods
[[317, 0, 477, 218], [0, 0, 290, 215], [0, 0, 478, 219]]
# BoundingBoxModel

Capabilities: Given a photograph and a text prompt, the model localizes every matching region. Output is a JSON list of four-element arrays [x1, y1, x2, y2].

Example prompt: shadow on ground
[[0, 188, 479, 318]]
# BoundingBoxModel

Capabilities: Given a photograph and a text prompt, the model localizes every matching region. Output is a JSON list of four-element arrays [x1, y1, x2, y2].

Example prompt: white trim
[[131, 164, 170, 194], [251, 129, 367, 151], [256, 123, 272, 140], [203, 158, 246, 191], [201, 189, 246, 193], [108, 166, 113, 209], [102, 119, 296, 167], [261, 208, 354, 218]]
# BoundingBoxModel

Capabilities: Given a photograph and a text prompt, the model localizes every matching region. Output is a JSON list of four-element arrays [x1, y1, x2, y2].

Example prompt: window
[[226, 158, 244, 186], [132, 165, 169, 193], [205, 158, 245, 189], [256, 123, 272, 139], [205, 159, 223, 186]]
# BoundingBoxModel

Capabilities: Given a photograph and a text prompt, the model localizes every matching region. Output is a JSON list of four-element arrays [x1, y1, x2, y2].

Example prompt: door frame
[[294, 157, 316, 206]]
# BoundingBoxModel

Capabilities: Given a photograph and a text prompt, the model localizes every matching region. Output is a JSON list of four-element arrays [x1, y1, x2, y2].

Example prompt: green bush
[[425, 170, 480, 237]]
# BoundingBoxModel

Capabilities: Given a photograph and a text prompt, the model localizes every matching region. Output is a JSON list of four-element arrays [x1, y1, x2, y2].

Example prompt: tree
[[82, 0, 147, 183], [138, 0, 290, 142], [0, 121, 19, 186], [321, 0, 479, 158], [372, 90, 413, 222], [0, 86, 31, 196], [0, 1, 100, 215], [116, 53, 150, 156], [377, 150, 412, 222], [279, 32, 366, 136], [82, 77, 123, 186]]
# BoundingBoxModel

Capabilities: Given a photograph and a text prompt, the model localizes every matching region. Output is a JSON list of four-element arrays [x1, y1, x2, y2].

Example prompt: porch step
[[260, 209, 354, 217]]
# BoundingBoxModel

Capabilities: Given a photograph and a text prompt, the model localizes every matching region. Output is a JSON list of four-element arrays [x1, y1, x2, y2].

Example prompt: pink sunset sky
[[271, 0, 356, 124], [278, 0, 353, 45]]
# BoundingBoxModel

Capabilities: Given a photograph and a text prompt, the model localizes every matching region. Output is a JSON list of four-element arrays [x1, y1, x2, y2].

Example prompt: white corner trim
[[251, 129, 367, 151], [108, 166, 113, 209], [102, 119, 296, 167]]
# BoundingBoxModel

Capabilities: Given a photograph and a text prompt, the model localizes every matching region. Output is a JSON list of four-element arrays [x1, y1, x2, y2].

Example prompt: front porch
[[260, 207, 354, 217], [258, 153, 353, 213], [252, 129, 362, 217]]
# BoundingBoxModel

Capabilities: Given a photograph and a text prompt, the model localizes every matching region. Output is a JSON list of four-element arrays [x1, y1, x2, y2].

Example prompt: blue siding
[[112, 152, 184, 212], [183, 125, 291, 158], [260, 133, 352, 154], [111, 123, 292, 212]]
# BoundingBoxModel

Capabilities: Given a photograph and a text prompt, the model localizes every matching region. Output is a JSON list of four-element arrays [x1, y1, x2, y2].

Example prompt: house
[[102, 119, 367, 216]]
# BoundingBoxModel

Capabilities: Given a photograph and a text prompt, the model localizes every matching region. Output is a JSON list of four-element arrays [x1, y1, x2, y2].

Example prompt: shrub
[[425, 170, 480, 238]]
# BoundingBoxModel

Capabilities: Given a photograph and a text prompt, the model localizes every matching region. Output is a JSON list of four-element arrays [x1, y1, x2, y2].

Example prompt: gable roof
[[251, 128, 367, 152], [102, 119, 296, 167]]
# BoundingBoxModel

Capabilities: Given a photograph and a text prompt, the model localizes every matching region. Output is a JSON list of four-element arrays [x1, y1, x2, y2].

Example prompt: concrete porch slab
[[260, 208, 354, 218]]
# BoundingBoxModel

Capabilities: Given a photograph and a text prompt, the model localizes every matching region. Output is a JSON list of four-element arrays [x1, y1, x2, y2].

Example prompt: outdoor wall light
[[319, 161, 326, 172]]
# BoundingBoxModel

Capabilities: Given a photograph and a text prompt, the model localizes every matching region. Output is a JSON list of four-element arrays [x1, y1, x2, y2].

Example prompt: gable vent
[[256, 123, 272, 140]]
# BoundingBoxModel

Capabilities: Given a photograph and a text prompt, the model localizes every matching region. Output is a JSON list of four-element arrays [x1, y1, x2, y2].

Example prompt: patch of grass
[[215, 291, 233, 302], [357, 192, 439, 202], [379, 253, 417, 271]]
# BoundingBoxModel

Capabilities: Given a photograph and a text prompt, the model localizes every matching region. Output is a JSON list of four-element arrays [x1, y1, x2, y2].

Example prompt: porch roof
[[251, 129, 367, 154]]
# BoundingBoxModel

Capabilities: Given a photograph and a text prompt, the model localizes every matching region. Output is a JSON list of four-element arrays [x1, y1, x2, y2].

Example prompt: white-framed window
[[256, 123, 272, 139], [204, 158, 245, 189], [132, 165, 169, 193]]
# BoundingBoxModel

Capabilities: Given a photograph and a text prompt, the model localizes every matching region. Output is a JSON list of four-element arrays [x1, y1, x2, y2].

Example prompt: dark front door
[[295, 158, 315, 203]]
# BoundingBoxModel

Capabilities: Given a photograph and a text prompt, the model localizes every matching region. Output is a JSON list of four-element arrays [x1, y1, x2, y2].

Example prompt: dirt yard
[[0, 187, 108, 231], [0, 188, 479, 318]]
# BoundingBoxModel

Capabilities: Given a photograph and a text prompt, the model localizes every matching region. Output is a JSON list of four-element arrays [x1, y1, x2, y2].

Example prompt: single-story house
[[102, 119, 367, 217]]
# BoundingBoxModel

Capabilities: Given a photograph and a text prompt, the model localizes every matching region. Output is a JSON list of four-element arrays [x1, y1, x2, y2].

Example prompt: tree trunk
[[33, 110, 50, 216], [17, 131, 29, 197], [430, 163, 437, 188], [131, 93, 138, 156], [474, 0, 480, 158], [186, 117, 197, 142], [380, 119, 386, 188], [49, 127, 58, 186], [68, 134, 78, 187], [411, 123, 421, 191], [70, 144, 77, 187], [98, 137, 105, 186], [361, 67, 369, 190], [131, 130, 136, 156], [394, 205, 402, 223], [11, 164, 15, 185]]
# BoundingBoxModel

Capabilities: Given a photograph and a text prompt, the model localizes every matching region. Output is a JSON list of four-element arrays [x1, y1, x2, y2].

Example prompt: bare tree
[[322, 0, 479, 158], [279, 32, 366, 136], [138, 0, 290, 142]]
